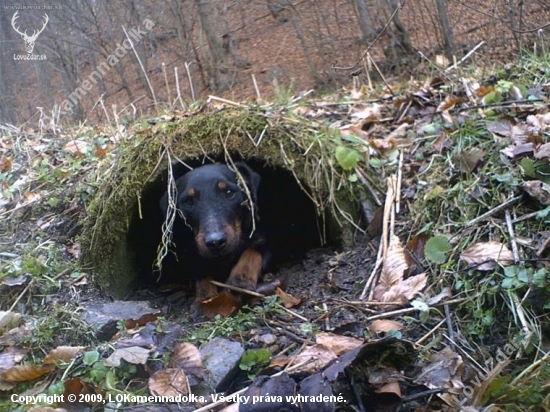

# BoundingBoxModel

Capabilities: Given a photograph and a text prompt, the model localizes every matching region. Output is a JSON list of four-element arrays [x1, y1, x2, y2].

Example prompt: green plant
[[239, 348, 271, 380]]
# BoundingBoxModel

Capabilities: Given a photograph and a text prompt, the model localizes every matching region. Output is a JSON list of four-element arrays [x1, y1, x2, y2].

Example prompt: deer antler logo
[[12, 11, 49, 54]]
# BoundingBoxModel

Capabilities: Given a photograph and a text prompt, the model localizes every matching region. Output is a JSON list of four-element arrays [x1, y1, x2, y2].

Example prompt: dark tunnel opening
[[128, 157, 340, 289]]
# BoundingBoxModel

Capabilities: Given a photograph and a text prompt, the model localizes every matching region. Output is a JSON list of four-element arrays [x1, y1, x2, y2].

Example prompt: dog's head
[[160, 162, 260, 258]]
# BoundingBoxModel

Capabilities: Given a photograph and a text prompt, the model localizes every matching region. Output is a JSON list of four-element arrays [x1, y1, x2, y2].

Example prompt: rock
[[199, 337, 244, 392], [81, 301, 162, 340]]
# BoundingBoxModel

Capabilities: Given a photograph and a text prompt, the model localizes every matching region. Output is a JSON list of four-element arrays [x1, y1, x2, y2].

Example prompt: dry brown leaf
[[169, 342, 204, 381], [375, 380, 402, 397], [380, 235, 409, 288], [475, 86, 495, 97], [453, 148, 485, 173], [369, 320, 404, 334], [522, 180, 550, 205], [200, 290, 241, 319], [0, 347, 27, 373], [378, 273, 428, 303], [0, 157, 12, 172], [527, 113, 550, 130], [350, 103, 381, 121], [460, 241, 514, 270], [292, 344, 337, 374], [314, 332, 363, 355], [148, 368, 189, 397], [267, 355, 291, 369], [44, 346, 85, 365], [63, 140, 89, 155], [487, 116, 515, 138], [274, 287, 301, 308], [103, 346, 150, 367], [1, 364, 54, 382], [535, 143, 550, 159]]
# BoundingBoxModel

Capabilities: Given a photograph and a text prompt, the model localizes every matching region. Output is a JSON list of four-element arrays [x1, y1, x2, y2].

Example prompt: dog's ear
[[235, 162, 260, 203]]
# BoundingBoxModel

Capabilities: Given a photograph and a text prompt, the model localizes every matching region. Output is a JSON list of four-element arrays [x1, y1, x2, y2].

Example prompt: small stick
[[185, 61, 196, 102], [446, 41, 485, 72], [162, 62, 171, 105], [251, 74, 261, 101], [122, 26, 157, 107], [208, 95, 245, 108], [415, 318, 446, 346], [464, 195, 522, 227], [174, 67, 186, 110], [396, 150, 404, 214], [209, 280, 265, 298]]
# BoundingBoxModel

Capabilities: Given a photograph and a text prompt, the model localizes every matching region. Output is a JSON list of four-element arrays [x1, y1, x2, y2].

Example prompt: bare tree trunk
[[353, 0, 376, 40], [435, 0, 455, 59], [195, 0, 232, 91]]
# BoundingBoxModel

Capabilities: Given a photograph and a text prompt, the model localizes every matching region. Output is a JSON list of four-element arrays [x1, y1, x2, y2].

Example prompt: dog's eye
[[183, 197, 195, 206], [224, 188, 236, 199]]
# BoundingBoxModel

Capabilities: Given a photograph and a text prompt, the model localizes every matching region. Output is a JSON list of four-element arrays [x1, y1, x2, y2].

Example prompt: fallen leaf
[[521, 180, 550, 205], [169, 342, 205, 383], [534, 142, 550, 160], [200, 291, 241, 319], [63, 140, 89, 156], [460, 241, 514, 270], [380, 235, 409, 288], [369, 320, 404, 334], [1, 364, 54, 382], [103, 346, 150, 367], [0, 157, 12, 172], [292, 344, 337, 375], [44, 346, 85, 365], [148, 368, 189, 397], [275, 287, 301, 308], [314, 332, 363, 355]]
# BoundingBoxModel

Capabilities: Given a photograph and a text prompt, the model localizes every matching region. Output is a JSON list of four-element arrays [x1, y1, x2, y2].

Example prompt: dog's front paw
[[226, 249, 262, 291]]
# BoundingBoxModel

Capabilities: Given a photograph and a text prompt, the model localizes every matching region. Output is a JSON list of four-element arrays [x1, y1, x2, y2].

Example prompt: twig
[[209, 280, 264, 298], [415, 318, 446, 346], [464, 196, 522, 227], [251, 74, 261, 101], [9, 280, 34, 312], [355, 167, 382, 206], [174, 67, 186, 110], [122, 26, 157, 107], [444, 304, 455, 351], [184, 62, 196, 102], [445, 41, 485, 72], [396, 150, 404, 214], [511, 349, 550, 385], [208, 95, 246, 108], [162, 62, 171, 106], [360, 174, 397, 300], [503, 195, 520, 262]]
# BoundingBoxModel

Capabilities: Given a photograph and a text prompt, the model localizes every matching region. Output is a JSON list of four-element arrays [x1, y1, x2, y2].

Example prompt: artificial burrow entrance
[[80, 107, 363, 298], [128, 157, 340, 289]]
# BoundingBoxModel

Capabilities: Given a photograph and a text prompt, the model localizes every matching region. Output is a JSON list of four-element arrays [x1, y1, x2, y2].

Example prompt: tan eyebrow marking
[[218, 181, 227, 190], [187, 188, 195, 196]]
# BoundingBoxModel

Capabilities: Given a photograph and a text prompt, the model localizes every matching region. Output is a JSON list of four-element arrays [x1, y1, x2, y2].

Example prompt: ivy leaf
[[425, 236, 451, 264], [335, 146, 362, 170]]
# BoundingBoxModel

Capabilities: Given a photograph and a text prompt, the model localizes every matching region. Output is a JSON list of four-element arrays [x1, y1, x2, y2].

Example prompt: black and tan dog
[[159, 162, 265, 310]]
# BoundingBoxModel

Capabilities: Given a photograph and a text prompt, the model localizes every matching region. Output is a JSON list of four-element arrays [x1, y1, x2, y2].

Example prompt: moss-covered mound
[[80, 106, 364, 297]]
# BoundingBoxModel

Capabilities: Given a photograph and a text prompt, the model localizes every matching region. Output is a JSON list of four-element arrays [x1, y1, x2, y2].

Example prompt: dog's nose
[[205, 232, 227, 251]]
